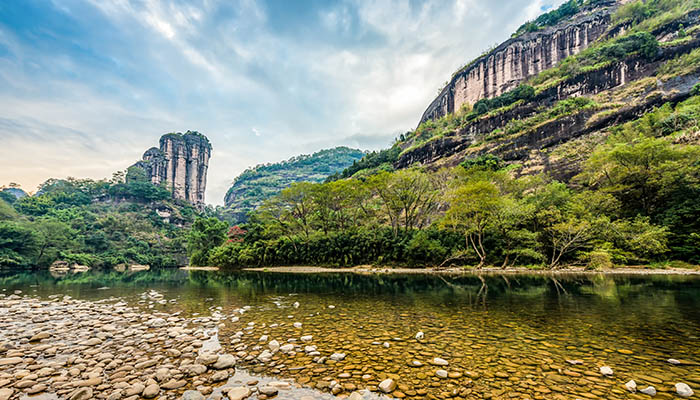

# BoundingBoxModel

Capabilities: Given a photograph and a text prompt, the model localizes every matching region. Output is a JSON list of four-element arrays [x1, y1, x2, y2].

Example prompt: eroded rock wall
[[419, 1, 616, 125], [132, 131, 211, 207]]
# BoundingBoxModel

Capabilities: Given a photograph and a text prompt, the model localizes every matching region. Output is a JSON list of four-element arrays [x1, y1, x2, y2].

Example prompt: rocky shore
[[0, 291, 366, 400]]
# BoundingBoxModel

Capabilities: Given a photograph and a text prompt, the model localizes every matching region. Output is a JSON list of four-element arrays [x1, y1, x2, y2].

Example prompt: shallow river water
[[1, 269, 700, 400]]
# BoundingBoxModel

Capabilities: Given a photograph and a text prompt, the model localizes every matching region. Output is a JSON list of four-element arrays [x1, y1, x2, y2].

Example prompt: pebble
[[625, 379, 637, 393], [640, 386, 657, 396], [676, 383, 694, 397], [379, 378, 396, 393], [600, 366, 613, 376]]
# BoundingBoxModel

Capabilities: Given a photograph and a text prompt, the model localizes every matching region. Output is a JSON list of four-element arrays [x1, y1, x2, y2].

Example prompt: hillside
[[339, 0, 700, 180], [0, 172, 201, 269], [224, 147, 365, 222]]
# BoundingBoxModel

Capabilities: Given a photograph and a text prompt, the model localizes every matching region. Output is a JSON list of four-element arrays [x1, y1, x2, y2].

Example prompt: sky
[[0, 0, 560, 205]]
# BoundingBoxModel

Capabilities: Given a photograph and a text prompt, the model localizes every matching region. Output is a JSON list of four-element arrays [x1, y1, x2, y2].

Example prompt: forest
[[188, 95, 700, 269], [0, 167, 197, 269]]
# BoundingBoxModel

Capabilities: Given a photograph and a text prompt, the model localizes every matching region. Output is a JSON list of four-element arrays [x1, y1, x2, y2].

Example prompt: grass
[[657, 47, 700, 80]]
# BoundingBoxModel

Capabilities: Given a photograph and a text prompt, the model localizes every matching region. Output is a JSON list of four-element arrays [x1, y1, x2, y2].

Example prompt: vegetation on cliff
[[0, 171, 198, 269], [224, 147, 365, 223]]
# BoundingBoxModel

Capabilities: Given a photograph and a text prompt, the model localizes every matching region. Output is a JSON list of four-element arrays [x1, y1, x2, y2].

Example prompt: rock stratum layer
[[420, 0, 617, 125], [132, 131, 211, 207]]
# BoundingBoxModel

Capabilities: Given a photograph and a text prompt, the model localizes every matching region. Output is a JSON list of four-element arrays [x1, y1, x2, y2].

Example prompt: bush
[[587, 249, 613, 270]]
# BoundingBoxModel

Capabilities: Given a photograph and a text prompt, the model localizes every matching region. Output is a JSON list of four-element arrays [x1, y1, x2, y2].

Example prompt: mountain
[[224, 147, 366, 222], [0, 187, 28, 203], [339, 0, 700, 180], [130, 131, 211, 208]]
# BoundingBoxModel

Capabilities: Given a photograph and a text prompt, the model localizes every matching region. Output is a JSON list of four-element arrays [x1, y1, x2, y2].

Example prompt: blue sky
[[0, 0, 559, 205]]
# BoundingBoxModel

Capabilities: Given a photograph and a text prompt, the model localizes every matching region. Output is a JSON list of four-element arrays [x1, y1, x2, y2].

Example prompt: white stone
[[330, 353, 346, 361], [415, 331, 424, 340], [293, 322, 302, 328], [599, 366, 613, 376], [378, 378, 396, 393], [293, 302, 299, 308], [676, 383, 694, 397], [436, 369, 448, 378], [432, 357, 449, 366], [640, 386, 656, 396], [300, 335, 313, 342], [269, 340, 280, 352], [625, 380, 637, 393]]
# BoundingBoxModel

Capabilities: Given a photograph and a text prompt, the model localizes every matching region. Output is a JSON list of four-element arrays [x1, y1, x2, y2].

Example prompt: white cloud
[[1, 0, 566, 205]]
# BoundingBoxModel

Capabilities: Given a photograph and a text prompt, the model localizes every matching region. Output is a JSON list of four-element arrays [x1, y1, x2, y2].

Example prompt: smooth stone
[[330, 353, 346, 361], [436, 369, 448, 378], [268, 340, 280, 352], [29, 332, 51, 342], [625, 380, 637, 393], [640, 386, 656, 396], [668, 358, 681, 365], [300, 335, 313, 342], [196, 353, 219, 366], [0, 358, 22, 366], [181, 390, 205, 400], [348, 392, 363, 400], [258, 386, 278, 396], [70, 387, 94, 400], [293, 323, 302, 328], [676, 383, 694, 397], [599, 366, 613, 376], [212, 354, 236, 369], [432, 357, 449, 366], [142, 383, 160, 398], [0, 389, 12, 400], [379, 378, 396, 393], [227, 387, 251, 400], [211, 371, 228, 382], [415, 331, 424, 340]]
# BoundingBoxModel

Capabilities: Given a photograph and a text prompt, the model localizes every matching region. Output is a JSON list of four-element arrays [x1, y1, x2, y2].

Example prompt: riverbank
[[0, 292, 338, 400], [243, 265, 700, 275]]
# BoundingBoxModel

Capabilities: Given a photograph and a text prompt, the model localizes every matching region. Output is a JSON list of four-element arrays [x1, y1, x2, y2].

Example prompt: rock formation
[[419, 0, 617, 125], [132, 131, 211, 207]]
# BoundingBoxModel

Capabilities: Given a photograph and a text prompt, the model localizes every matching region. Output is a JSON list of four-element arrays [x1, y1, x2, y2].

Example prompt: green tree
[[186, 217, 228, 266], [442, 179, 501, 268]]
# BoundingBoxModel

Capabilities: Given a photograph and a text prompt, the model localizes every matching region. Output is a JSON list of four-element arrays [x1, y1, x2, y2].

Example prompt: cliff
[[420, 0, 618, 125], [132, 131, 211, 207], [385, 0, 700, 180]]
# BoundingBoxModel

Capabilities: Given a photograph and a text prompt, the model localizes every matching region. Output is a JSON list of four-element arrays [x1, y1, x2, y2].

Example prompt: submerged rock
[[599, 366, 613, 376], [625, 380, 637, 393], [676, 383, 694, 397], [379, 378, 396, 393], [640, 386, 657, 396]]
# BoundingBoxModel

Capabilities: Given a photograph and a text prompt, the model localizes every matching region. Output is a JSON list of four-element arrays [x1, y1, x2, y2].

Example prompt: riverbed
[[1, 269, 699, 400]]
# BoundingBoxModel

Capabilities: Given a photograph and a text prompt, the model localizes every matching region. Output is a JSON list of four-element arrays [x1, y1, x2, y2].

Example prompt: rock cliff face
[[132, 131, 211, 207], [419, 0, 617, 125]]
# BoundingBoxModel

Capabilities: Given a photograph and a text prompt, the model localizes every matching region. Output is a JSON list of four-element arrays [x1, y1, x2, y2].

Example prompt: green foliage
[[333, 146, 401, 180], [186, 217, 228, 266], [460, 154, 505, 171], [225, 147, 365, 223], [0, 175, 198, 269], [0, 221, 39, 268], [513, 0, 583, 37]]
